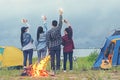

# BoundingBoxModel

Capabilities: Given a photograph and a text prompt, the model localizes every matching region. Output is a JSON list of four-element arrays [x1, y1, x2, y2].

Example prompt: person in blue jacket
[[35, 16, 48, 63], [20, 20, 34, 69]]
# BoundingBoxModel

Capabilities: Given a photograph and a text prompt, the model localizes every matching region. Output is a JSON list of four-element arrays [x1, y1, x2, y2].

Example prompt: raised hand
[[59, 8, 63, 15], [41, 16, 47, 21], [21, 18, 28, 24], [64, 19, 68, 23], [64, 19, 71, 26]]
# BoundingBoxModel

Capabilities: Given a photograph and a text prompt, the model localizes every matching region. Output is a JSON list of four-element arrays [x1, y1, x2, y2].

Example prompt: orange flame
[[29, 55, 50, 77]]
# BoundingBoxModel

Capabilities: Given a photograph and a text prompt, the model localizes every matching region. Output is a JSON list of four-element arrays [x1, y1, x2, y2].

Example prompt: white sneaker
[[50, 70, 55, 76], [63, 70, 66, 72]]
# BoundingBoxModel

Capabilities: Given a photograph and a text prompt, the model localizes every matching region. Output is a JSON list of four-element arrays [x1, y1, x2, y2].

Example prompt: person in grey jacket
[[20, 26, 34, 69], [46, 9, 63, 74], [35, 16, 48, 63]]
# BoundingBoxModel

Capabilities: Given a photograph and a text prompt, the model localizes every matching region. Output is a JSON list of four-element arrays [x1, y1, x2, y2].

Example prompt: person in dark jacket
[[62, 19, 75, 72], [46, 9, 63, 75]]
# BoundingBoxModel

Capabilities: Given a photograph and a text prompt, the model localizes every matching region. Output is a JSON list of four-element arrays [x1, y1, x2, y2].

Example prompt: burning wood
[[21, 55, 50, 77]]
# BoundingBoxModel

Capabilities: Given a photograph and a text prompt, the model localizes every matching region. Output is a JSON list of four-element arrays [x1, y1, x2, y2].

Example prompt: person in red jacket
[[62, 19, 75, 72]]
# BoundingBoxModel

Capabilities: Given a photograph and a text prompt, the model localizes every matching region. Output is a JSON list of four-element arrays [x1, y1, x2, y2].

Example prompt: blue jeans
[[49, 45, 61, 70], [23, 49, 33, 67], [37, 47, 47, 62], [63, 51, 73, 70]]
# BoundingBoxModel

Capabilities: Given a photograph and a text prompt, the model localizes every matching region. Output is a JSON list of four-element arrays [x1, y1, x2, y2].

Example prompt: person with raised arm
[[20, 19, 34, 70], [46, 9, 63, 75], [62, 19, 75, 72], [35, 16, 48, 63]]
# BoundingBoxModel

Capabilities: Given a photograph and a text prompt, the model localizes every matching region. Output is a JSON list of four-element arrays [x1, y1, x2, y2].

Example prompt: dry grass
[[1, 68, 120, 80], [1, 52, 120, 80]]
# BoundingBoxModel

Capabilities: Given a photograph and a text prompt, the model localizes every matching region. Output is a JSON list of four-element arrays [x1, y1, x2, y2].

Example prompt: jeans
[[37, 47, 47, 62], [63, 51, 73, 70], [49, 45, 61, 70], [23, 49, 33, 67]]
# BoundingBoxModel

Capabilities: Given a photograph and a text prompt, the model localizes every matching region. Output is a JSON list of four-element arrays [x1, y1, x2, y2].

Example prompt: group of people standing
[[20, 9, 74, 75]]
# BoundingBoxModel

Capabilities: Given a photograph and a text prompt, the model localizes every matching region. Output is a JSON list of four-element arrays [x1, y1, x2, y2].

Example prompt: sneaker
[[63, 70, 66, 72], [50, 70, 55, 76], [23, 66, 27, 69]]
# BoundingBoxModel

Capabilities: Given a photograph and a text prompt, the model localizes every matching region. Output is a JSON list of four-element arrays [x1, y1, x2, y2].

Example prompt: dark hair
[[52, 20, 57, 27], [37, 26, 44, 41], [65, 28, 72, 39], [20, 27, 27, 46]]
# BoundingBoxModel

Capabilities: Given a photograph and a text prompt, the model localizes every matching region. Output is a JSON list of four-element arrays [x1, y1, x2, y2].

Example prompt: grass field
[[1, 51, 120, 80]]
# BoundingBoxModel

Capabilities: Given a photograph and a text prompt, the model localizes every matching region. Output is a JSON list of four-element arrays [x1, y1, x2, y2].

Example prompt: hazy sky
[[0, 0, 120, 48]]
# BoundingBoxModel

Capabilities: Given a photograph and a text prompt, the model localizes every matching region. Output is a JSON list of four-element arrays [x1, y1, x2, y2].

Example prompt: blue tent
[[93, 31, 120, 69]]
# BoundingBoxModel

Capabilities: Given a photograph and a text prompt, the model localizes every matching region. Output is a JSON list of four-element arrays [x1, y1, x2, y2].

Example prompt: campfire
[[21, 55, 50, 77]]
